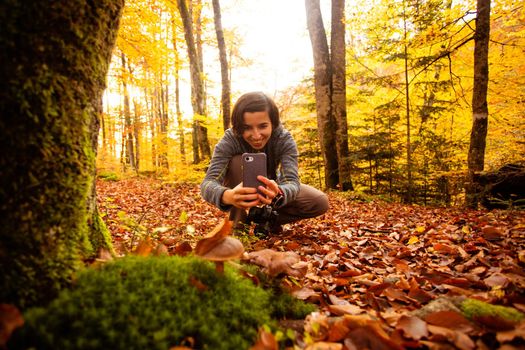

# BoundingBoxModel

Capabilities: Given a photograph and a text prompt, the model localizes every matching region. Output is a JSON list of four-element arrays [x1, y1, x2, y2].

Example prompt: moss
[[88, 213, 115, 256], [460, 298, 524, 323], [97, 171, 120, 181], [10, 256, 273, 350], [241, 263, 317, 320], [0, 0, 124, 308]]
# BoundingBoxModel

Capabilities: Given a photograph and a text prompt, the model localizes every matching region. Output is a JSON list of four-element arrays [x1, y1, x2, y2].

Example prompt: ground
[[97, 177, 525, 349]]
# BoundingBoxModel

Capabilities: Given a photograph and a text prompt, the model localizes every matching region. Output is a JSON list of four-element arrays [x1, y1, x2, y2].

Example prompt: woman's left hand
[[256, 175, 280, 205]]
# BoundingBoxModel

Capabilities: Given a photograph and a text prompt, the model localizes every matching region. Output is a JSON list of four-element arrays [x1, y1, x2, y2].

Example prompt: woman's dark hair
[[231, 91, 280, 135]]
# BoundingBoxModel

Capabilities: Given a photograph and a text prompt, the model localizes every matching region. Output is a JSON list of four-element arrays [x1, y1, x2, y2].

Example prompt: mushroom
[[195, 217, 244, 273], [196, 236, 244, 273]]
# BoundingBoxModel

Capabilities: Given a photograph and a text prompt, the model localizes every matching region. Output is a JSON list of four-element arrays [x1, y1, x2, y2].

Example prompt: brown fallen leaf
[[245, 249, 307, 278], [0, 304, 24, 348], [194, 217, 233, 256], [427, 324, 475, 350], [250, 327, 278, 350], [483, 273, 509, 289], [345, 325, 404, 350], [481, 226, 503, 241], [395, 315, 429, 340], [496, 321, 525, 343], [305, 342, 343, 350], [292, 287, 320, 301], [173, 241, 193, 256], [424, 310, 474, 333], [328, 304, 365, 316], [133, 236, 154, 256]]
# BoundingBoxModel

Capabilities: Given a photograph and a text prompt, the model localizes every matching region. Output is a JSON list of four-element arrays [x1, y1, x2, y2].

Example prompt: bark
[[0, 0, 124, 308], [121, 53, 137, 172], [305, 0, 339, 189], [177, 0, 210, 163], [466, 0, 491, 208], [330, 0, 353, 191], [158, 80, 169, 171], [171, 21, 186, 163], [403, 2, 413, 203], [212, 0, 231, 131]]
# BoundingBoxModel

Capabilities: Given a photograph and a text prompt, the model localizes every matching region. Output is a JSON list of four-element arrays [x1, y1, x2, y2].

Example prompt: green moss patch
[[460, 298, 524, 324], [10, 256, 277, 350]]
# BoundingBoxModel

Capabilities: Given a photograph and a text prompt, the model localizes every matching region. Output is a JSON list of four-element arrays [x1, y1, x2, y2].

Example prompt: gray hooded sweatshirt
[[200, 125, 300, 211]]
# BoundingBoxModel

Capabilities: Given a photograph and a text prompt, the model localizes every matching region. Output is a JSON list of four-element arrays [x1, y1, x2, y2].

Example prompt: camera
[[246, 204, 278, 237]]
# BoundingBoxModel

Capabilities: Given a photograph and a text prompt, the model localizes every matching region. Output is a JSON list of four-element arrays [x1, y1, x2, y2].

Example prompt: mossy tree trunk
[[0, 0, 124, 308]]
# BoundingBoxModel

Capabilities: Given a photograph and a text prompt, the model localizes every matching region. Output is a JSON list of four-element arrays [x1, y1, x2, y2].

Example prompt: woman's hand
[[256, 176, 280, 205], [221, 183, 260, 209]]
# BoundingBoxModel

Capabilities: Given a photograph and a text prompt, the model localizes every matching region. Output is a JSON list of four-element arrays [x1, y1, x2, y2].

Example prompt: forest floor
[[97, 177, 525, 350]]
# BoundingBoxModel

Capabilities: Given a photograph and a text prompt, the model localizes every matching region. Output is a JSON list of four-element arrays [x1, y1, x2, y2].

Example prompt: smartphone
[[242, 153, 267, 192]]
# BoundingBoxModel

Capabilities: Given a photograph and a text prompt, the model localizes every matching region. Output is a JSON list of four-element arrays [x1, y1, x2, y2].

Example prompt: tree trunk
[[330, 0, 353, 191], [132, 98, 141, 171], [212, 0, 231, 131], [177, 0, 210, 163], [121, 53, 137, 172], [158, 80, 169, 171], [305, 0, 339, 189], [171, 19, 186, 163], [466, 0, 491, 208], [402, 0, 413, 203], [0, 0, 124, 308]]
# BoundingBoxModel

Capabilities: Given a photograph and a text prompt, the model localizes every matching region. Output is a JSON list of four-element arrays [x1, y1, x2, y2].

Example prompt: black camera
[[246, 205, 278, 237]]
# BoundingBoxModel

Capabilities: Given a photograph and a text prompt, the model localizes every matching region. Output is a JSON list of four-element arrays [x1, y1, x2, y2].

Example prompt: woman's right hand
[[221, 183, 260, 209]]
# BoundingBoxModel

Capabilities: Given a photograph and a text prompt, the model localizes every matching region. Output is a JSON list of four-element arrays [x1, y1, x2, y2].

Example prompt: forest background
[[99, 0, 524, 206]]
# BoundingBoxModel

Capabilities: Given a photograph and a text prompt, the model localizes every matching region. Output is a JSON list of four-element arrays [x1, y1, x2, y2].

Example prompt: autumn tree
[[466, 0, 491, 208], [177, 0, 211, 163], [0, 0, 124, 307], [212, 0, 231, 131], [305, 0, 353, 190]]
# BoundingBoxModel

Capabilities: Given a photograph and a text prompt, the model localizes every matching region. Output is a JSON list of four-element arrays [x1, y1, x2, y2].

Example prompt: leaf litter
[[94, 178, 525, 348]]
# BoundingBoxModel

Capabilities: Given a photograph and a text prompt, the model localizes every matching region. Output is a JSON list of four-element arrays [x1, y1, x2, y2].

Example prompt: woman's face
[[241, 111, 273, 150]]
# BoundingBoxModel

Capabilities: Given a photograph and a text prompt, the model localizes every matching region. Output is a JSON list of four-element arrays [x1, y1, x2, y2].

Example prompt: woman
[[200, 91, 328, 235]]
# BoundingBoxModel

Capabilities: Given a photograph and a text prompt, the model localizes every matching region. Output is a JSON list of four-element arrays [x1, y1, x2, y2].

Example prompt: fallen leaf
[[481, 226, 503, 241], [407, 236, 419, 245], [328, 304, 364, 316], [0, 304, 24, 347], [246, 249, 306, 278], [305, 342, 343, 350], [395, 315, 428, 340], [133, 236, 153, 256], [174, 241, 193, 256], [484, 273, 509, 288], [250, 327, 278, 350], [427, 324, 475, 350], [194, 218, 233, 256], [424, 311, 474, 333]]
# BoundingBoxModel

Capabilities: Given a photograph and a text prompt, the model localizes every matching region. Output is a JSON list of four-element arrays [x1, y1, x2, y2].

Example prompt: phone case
[[242, 153, 267, 191]]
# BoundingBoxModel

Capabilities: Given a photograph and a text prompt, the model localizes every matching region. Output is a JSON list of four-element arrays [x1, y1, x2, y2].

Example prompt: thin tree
[[176, 0, 210, 163], [331, 0, 353, 190], [121, 53, 137, 173], [171, 22, 187, 163], [212, 0, 231, 131], [0, 0, 124, 307], [306, 0, 353, 190], [466, 0, 491, 207]]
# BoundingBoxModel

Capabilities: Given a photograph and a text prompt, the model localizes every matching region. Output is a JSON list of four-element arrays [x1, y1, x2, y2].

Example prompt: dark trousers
[[224, 155, 329, 226]]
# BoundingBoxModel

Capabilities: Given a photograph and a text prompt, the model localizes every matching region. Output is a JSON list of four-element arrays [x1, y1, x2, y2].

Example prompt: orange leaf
[[0, 304, 24, 347], [250, 327, 278, 350], [424, 311, 474, 333], [395, 315, 428, 340], [134, 236, 153, 256], [194, 218, 233, 256]]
